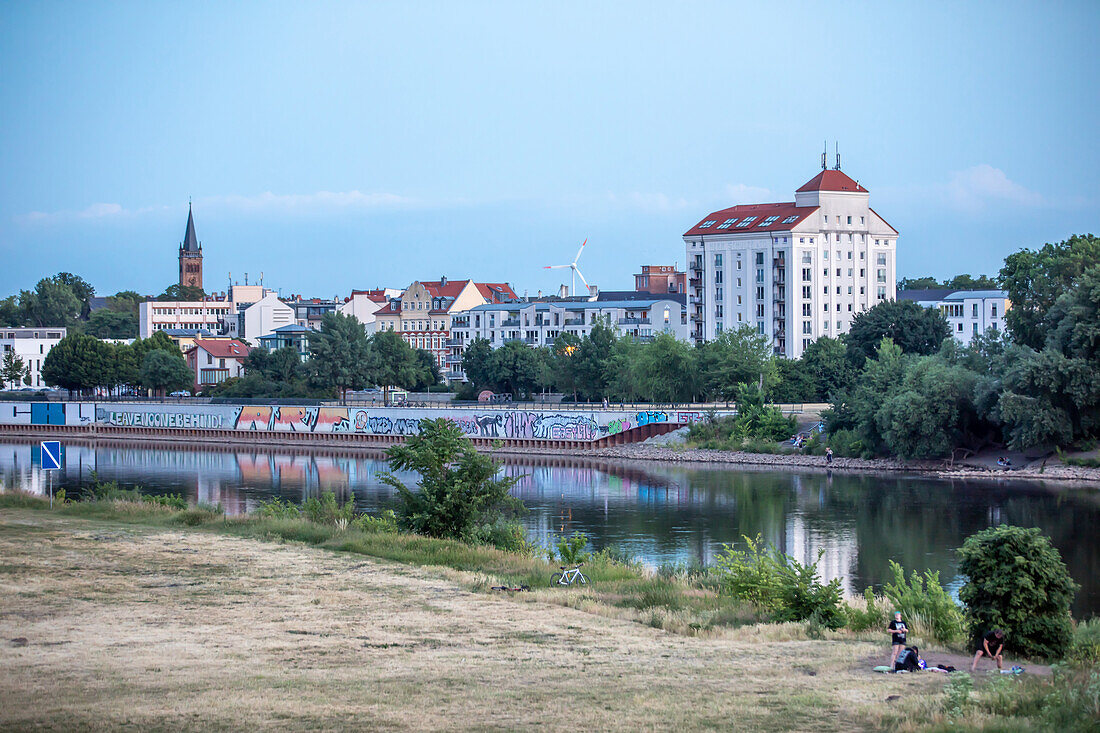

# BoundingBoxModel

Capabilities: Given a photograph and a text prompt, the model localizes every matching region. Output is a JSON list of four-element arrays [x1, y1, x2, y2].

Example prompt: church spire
[[182, 201, 200, 252]]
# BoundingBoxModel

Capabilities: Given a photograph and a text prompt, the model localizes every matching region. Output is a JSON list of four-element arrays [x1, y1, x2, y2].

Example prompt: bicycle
[[550, 563, 588, 587]]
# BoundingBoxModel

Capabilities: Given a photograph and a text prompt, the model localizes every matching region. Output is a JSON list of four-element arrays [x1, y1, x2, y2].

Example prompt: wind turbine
[[544, 238, 590, 296]]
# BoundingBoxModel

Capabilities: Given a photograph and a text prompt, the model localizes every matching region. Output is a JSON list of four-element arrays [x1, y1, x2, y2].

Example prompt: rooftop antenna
[[259, 272, 264, 287], [821, 140, 827, 170], [244, 272, 249, 286], [834, 141, 841, 170]]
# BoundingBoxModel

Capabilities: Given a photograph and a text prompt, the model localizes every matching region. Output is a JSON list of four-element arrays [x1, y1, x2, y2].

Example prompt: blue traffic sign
[[40, 441, 61, 471]]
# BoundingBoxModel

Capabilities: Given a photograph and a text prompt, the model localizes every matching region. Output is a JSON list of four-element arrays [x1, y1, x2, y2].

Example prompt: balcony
[[500, 319, 520, 327], [445, 355, 463, 364], [445, 338, 463, 347], [689, 277, 702, 287], [617, 318, 651, 325], [445, 371, 465, 380], [563, 318, 585, 326]]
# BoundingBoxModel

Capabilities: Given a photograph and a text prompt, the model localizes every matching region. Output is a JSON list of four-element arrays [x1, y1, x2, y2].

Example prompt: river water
[[2, 438, 1098, 616]]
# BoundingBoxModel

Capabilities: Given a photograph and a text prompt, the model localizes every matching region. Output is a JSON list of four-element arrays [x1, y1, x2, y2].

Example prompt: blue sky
[[1, 1, 1097, 298]]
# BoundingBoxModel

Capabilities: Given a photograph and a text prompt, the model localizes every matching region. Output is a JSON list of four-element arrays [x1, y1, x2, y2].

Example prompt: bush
[[303, 490, 356, 528], [471, 518, 536, 554], [549, 532, 590, 565], [256, 497, 302, 519], [1067, 618, 1100, 666], [144, 493, 187, 510], [175, 505, 223, 526], [844, 588, 891, 632], [352, 509, 399, 534], [714, 535, 845, 629], [380, 418, 522, 541], [882, 560, 965, 644], [957, 524, 1079, 659]]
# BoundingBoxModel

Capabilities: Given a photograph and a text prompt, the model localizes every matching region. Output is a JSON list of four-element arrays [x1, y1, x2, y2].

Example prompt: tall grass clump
[[882, 560, 965, 645]]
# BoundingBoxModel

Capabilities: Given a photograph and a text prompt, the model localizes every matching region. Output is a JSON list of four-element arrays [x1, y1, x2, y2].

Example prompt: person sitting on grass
[[970, 628, 1005, 672], [887, 611, 908, 668]]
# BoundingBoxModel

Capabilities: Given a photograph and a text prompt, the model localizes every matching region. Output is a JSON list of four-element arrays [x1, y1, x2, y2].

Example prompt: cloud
[[722, 183, 773, 204], [15, 190, 414, 224], [944, 164, 1044, 211]]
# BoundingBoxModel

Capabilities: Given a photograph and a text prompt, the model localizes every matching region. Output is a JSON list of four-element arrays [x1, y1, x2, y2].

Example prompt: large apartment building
[[1, 327, 67, 389], [684, 167, 897, 357]]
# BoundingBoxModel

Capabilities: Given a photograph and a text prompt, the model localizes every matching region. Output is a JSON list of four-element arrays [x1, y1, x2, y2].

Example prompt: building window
[[802, 286, 811, 298], [756, 268, 764, 283], [757, 321, 765, 334], [972, 303, 979, 317], [802, 268, 811, 281], [756, 286, 765, 300], [802, 303, 811, 316], [715, 270, 723, 284], [756, 304, 765, 317], [802, 320, 812, 334], [847, 215, 852, 224], [992, 303, 998, 317], [755, 252, 764, 265], [715, 254, 723, 267]]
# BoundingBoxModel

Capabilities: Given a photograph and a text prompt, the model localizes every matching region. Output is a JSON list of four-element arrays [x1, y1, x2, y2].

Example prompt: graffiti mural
[[677, 411, 703, 424], [235, 406, 273, 431], [606, 418, 632, 435], [635, 410, 669, 427], [272, 406, 318, 432], [532, 414, 599, 440], [315, 407, 351, 433]]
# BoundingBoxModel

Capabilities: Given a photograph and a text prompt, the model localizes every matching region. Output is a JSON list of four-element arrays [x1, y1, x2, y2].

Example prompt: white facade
[[447, 299, 688, 381], [0, 327, 67, 389], [139, 300, 234, 338], [684, 169, 898, 358], [241, 293, 295, 342], [337, 290, 395, 335], [901, 289, 1010, 345]]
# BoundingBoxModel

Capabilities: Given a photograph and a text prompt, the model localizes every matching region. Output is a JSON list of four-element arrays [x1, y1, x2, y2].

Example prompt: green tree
[[635, 332, 695, 403], [365, 329, 421, 403], [410, 349, 442, 391], [1, 350, 29, 389], [802, 337, 857, 400], [897, 276, 944, 291], [876, 356, 983, 459], [827, 338, 908, 456], [41, 333, 115, 394], [379, 418, 521, 541], [53, 272, 95, 319], [85, 309, 138, 338], [771, 357, 816, 403], [19, 277, 82, 327], [957, 525, 1078, 659], [156, 284, 207, 301], [0, 296, 22, 326], [549, 333, 581, 401], [696, 325, 777, 401], [993, 347, 1100, 449], [999, 234, 1100, 349], [605, 336, 643, 403], [573, 319, 615, 401], [488, 340, 541, 397], [1042, 263, 1100, 364], [460, 337, 495, 392], [946, 274, 997, 290], [139, 349, 193, 396], [308, 312, 371, 399], [846, 299, 951, 364]]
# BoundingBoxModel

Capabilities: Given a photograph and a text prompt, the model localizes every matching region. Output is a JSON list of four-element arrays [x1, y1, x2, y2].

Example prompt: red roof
[[474, 282, 518, 302], [683, 202, 817, 237], [188, 339, 251, 359], [796, 170, 868, 193]]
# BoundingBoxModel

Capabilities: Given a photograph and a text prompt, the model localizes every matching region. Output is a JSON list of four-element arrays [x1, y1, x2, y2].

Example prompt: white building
[[684, 168, 898, 358], [337, 288, 396, 334], [0, 327, 67, 389], [448, 298, 688, 382], [139, 300, 234, 338], [898, 289, 1010, 345], [241, 293, 295, 343]]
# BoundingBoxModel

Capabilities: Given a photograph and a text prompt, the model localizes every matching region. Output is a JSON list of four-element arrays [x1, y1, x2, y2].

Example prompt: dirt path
[[0, 511, 945, 731]]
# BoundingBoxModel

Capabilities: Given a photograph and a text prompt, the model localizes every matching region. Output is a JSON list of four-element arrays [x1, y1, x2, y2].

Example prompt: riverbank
[[581, 443, 1100, 485], [0, 507, 1075, 732]]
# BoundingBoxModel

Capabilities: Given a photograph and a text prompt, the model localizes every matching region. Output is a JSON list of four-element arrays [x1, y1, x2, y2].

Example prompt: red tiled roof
[[189, 338, 251, 359], [349, 288, 390, 303], [475, 282, 518, 302], [683, 202, 817, 237], [420, 280, 470, 298], [796, 170, 868, 193]]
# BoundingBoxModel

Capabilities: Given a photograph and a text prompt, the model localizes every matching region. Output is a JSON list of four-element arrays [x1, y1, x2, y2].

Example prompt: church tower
[[178, 202, 204, 290]]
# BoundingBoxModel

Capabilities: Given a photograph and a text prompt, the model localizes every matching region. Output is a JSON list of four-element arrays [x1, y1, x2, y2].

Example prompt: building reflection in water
[[1, 438, 1097, 615]]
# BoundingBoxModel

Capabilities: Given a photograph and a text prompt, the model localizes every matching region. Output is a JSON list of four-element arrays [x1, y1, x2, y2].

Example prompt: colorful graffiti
[[533, 414, 599, 440], [635, 410, 669, 427], [677, 411, 703, 424], [606, 418, 632, 435]]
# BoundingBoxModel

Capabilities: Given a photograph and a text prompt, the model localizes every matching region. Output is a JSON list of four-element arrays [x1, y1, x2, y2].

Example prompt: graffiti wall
[[0, 402, 734, 443]]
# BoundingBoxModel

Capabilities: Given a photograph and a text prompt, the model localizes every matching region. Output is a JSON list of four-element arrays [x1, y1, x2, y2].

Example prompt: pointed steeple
[[182, 202, 200, 252]]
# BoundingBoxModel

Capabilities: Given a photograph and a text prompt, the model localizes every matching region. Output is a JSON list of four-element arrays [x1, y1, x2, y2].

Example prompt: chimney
[[558, 284, 569, 299], [440, 276, 447, 286], [588, 284, 598, 301]]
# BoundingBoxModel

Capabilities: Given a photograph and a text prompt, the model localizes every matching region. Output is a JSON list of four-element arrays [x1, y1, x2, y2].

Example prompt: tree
[[573, 319, 616, 401], [19, 277, 82, 327], [85, 309, 138, 339], [1042, 263, 1100, 364], [605, 336, 643, 403], [897, 276, 944, 291], [41, 333, 115, 394], [801, 336, 857, 400], [957, 525, 1078, 659], [139, 350, 193, 396], [845, 299, 951, 364], [876, 357, 983, 459], [1, 350, 29, 389], [634, 332, 695, 403], [410, 349, 442, 391], [365, 329, 421, 403], [106, 290, 144, 313], [307, 312, 371, 399], [488, 340, 541, 397], [53, 272, 95, 320], [549, 333, 581, 401], [993, 347, 1100, 449], [379, 418, 521, 541], [827, 338, 908, 456], [771, 357, 816, 403], [0, 296, 21, 327], [157, 284, 207, 301], [946, 274, 997, 290], [696, 325, 777, 401], [999, 234, 1100, 349], [461, 338, 495, 391]]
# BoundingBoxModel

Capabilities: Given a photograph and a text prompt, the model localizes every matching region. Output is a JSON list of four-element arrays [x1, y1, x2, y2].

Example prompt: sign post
[[40, 441, 61, 508]]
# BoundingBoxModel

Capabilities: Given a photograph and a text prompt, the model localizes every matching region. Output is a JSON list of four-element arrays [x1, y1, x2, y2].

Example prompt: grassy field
[[0, 502, 1093, 731]]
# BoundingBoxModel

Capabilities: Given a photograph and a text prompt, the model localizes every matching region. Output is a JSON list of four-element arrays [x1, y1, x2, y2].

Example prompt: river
[[2, 438, 1097, 616]]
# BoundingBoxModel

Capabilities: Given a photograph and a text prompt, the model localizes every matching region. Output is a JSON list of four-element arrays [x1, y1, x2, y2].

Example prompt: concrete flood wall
[[0, 402, 734, 450]]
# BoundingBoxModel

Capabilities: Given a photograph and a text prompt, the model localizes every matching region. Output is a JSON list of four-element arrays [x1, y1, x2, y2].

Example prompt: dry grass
[[0, 509, 963, 732]]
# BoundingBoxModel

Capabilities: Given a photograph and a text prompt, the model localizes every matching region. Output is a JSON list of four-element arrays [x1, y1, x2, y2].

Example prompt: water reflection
[[2, 438, 1098, 616]]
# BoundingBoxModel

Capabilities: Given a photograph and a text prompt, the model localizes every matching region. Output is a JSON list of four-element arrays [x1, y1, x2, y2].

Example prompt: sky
[[1, 1, 1098, 299]]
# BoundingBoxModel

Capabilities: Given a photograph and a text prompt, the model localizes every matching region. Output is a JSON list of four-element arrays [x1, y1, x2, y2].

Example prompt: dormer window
[[699, 220, 717, 229]]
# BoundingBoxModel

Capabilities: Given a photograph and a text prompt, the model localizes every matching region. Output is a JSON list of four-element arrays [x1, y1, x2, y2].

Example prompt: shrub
[[470, 518, 535, 554], [1067, 618, 1100, 666], [882, 560, 965, 645], [144, 493, 187, 510], [352, 509, 399, 534], [549, 531, 590, 565], [380, 418, 522, 541], [174, 505, 223, 526], [957, 524, 1079, 659], [714, 535, 845, 629], [303, 490, 356, 528], [257, 497, 302, 519], [844, 588, 891, 632]]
